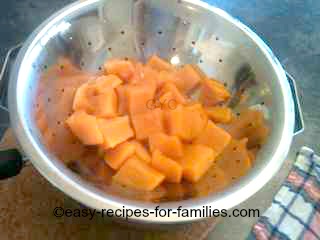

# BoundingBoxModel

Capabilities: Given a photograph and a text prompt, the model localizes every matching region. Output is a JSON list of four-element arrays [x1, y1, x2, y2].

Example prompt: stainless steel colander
[[1, 0, 303, 223]]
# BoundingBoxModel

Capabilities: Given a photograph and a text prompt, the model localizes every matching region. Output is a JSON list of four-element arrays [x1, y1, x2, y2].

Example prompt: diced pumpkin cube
[[227, 109, 269, 148], [92, 75, 123, 89], [216, 138, 252, 181], [104, 59, 135, 82], [205, 106, 233, 123], [193, 120, 231, 155], [88, 87, 118, 117], [149, 133, 183, 159], [73, 82, 118, 117], [113, 156, 165, 191], [159, 82, 187, 105], [151, 150, 183, 183], [127, 84, 156, 115], [130, 140, 151, 163], [157, 71, 177, 88], [164, 105, 185, 137], [104, 141, 136, 170], [193, 166, 229, 197], [165, 104, 208, 141], [66, 111, 103, 145], [141, 66, 158, 90], [147, 55, 174, 72], [200, 78, 231, 106], [174, 65, 202, 93], [183, 104, 208, 140], [98, 116, 134, 149], [73, 83, 91, 112], [158, 92, 176, 110], [131, 109, 165, 140], [115, 85, 129, 115], [177, 144, 217, 183]]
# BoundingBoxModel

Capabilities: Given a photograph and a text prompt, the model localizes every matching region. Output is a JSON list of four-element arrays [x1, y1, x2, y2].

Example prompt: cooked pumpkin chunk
[[130, 140, 152, 163], [193, 120, 231, 155], [216, 138, 251, 181], [165, 104, 207, 141], [151, 150, 183, 183], [104, 141, 136, 170], [131, 109, 164, 140], [73, 82, 118, 117], [175, 65, 201, 93], [98, 116, 134, 149], [159, 82, 187, 105], [113, 156, 165, 191], [127, 84, 156, 115], [104, 59, 135, 82], [93, 75, 123, 89], [183, 104, 208, 141], [177, 144, 217, 183], [66, 111, 103, 145], [115, 85, 129, 115], [147, 55, 174, 72], [205, 106, 233, 123], [193, 166, 229, 197], [200, 79, 231, 106], [149, 133, 183, 159]]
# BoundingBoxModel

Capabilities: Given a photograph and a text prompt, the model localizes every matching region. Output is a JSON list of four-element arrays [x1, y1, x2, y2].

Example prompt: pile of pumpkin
[[65, 55, 269, 194]]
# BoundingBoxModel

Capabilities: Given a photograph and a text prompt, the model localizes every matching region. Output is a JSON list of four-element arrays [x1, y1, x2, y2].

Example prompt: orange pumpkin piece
[[157, 71, 177, 88], [66, 111, 103, 145], [92, 75, 123, 89], [165, 104, 207, 141], [205, 106, 233, 123], [227, 109, 269, 148], [183, 104, 208, 141], [193, 166, 229, 197], [127, 84, 156, 115], [177, 144, 217, 183], [193, 120, 231, 155], [73, 82, 118, 117], [104, 59, 135, 82], [131, 109, 165, 140], [151, 150, 183, 183], [113, 156, 165, 191], [248, 147, 259, 164], [104, 141, 136, 170], [200, 78, 231, 106], [216, 138, 252, 181], [175, 65, 202, 93], [159, 82, 187, 105], [98, 115, 134, 149], [115, 85, 129, 115], [130, 140, 152, 163], [147, 55, 174, 72], [149, 133, 183, 159]]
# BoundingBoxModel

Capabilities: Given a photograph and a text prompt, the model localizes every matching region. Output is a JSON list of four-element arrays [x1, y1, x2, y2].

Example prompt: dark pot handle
[[0, 149, 23, 180], [0, 43, 25, 180], [285, 72, 304, 135]]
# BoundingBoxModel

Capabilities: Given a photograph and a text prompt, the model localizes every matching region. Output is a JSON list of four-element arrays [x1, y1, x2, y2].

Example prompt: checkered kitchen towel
[[249, 147, 320, 240]]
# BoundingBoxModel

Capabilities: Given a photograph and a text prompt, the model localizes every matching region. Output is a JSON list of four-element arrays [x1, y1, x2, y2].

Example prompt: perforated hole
[[219, 59, 223, 63], [80, 61, 84, 67], [261, 101, 265, 105], [98, 66, 102, 71], [120, 30, 125, 35], [158, 30, 163, 35], [60, 65, 64, 70], [199, 59, 203, 63], [141, 42, 145, 46], [223, 82, 228, 87], [44, 65, 48, 70], [47, 98, 51, 103], [191, 41, 196, 45], [88, 41, 92, 46], [216, 37, 219, 41], [172, 47, 176, 51], [108, 47, 112, 51]]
